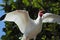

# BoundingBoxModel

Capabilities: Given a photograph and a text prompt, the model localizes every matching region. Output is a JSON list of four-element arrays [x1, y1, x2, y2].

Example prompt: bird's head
[[38, 10, 45, 17]]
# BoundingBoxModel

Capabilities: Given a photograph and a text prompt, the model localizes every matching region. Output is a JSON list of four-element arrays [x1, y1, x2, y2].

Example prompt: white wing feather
[[42, 13, 60, 24], [4, 10, 42, 40], [4, 10, 31, 33]]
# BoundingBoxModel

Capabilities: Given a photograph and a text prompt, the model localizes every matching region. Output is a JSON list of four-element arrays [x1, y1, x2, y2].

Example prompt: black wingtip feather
[[0, 14, 6, 21]]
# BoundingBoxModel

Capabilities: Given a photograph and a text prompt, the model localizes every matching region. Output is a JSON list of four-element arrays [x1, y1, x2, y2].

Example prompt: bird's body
[[0, 10, 60, 40], [3, 10, 43, 40]]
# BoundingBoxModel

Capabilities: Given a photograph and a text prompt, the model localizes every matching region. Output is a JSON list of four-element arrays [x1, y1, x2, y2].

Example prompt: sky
[[0, 0, 5, 38], [0, 0, 16, 38]]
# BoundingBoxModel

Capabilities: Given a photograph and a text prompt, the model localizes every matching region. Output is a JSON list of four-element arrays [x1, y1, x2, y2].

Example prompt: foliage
[[0, 0, 60, 40]]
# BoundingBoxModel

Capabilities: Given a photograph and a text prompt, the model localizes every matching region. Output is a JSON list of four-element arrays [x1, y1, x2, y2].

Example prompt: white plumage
[[2, 10, 60, 40], [42, 13, 60, 24]]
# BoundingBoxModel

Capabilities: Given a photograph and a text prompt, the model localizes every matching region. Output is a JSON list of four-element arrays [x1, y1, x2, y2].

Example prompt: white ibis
[[0, 10, 60, 40]]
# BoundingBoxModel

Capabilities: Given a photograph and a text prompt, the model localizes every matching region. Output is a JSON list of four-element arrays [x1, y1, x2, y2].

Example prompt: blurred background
[[0, 0, 60, 40]]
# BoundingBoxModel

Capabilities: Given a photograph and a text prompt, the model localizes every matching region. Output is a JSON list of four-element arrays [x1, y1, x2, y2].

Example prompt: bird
[[0, 10, 60, 40]]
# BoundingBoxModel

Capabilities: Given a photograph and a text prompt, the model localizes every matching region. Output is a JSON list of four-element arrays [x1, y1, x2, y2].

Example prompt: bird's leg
[[33, 36, 36, 40], [21, 35, 26, 40], [21, 35, 29, 40], [26, 38, 29, 40]]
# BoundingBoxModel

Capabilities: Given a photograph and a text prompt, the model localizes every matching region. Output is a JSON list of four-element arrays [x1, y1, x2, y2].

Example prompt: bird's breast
[[24, 22, 42, 39]]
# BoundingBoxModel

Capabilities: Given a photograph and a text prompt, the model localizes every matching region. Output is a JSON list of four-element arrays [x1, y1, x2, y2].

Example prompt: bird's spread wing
[[4, 10, 31, 33], [42, 13, 60, 24]]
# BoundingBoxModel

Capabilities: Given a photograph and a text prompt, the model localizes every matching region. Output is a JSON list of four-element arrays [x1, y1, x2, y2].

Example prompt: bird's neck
[[34, 15, 42, 24]]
